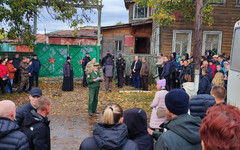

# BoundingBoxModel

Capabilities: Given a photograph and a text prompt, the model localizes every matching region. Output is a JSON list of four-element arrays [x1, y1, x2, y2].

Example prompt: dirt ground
[[0, 78, 155, 150]]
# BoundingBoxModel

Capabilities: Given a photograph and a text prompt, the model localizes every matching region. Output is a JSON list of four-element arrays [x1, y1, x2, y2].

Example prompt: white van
[[227, 20, 240, 108]]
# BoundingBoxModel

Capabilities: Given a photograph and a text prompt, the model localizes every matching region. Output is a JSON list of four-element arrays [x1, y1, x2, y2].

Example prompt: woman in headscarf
[[62, 56, 74, 91]]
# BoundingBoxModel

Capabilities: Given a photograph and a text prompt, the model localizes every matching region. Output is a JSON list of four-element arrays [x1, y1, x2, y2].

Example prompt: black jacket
[[13, 58, 21, 69], [80, 123, 138, 150], [82, 56, 91, 70], [0, 117, 29, 150], [181, 66, 192, 80], [154, 114, 202, 150], [101, 53, 112, 66], [197, 74, 212, 94], [15, 101, 35, 128], [161, 61, 171, 78], [31, 58, 41, 72], [131, 60, 142, 75], [21, 110, 50, 150], [116, 58, 126, 75], [190, 94, 216, 119], [124, 108, 153, 150]]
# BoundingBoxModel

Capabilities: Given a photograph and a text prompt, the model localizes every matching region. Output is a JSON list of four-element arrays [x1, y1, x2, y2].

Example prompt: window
[[172, 30, 192, 56], [202, 31, 222, 55], [133, 4, 148, 19], [115, 41, 122, 51], [237, 0, 240, 5], [209, 0, 226, 5], [230, 29, 240, 71]]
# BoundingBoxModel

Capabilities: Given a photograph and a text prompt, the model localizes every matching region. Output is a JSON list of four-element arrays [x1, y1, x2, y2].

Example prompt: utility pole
[[33, 13, 37, 44], [193, 0, 203, 94], [97, 6, 102, 46]]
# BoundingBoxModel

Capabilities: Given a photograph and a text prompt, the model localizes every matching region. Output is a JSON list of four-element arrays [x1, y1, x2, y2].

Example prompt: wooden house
[[101, 0, 240, 58]]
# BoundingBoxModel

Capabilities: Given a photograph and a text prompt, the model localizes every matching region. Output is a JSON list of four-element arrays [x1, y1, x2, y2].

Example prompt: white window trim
[[210, 0, 226, 6], [236, 0, 240, 6], [133, 3, 149, 20], [202, 31, 222, 55], [172, 30, 192, 56]]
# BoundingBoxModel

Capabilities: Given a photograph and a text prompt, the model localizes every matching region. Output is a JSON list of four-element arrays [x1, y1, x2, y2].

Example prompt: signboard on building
[[124, 35, 133, 47]]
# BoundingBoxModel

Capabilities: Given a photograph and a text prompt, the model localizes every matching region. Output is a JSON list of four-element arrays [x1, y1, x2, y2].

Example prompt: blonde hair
[[102, 103, 123, 124], [35, 96, 51, 111], [212, 72, 224, 86]]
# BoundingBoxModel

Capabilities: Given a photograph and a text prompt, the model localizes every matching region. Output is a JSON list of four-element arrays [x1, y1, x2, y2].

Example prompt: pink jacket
[[150, 90, 168, 129]]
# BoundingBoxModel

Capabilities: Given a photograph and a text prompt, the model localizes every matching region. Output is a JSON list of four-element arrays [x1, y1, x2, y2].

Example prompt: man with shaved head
[[0, 100, 29, 150]]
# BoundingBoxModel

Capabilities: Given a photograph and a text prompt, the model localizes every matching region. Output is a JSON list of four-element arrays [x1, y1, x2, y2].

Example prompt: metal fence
[[122, 54, 158, 76]]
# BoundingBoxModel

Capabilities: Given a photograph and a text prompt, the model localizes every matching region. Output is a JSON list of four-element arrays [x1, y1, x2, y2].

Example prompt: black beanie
[[165, 89, 189, 115]]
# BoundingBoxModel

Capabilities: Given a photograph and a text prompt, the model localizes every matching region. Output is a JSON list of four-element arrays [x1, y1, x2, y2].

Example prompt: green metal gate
[[35, 44, 100, 78]]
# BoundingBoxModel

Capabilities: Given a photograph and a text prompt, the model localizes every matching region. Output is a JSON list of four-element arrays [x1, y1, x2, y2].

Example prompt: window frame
[[209, 0, 226, 6], [236, 0, 240, 6], [115, 40, 123, 51], [172, 30, 192, 56], [202, 31, 222, 55], [133, 3, 149, 20]]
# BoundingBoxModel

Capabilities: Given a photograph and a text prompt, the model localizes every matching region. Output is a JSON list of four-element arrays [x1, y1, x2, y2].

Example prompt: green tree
[[0, 0, 102, 46], [135, 0, 216, 26]]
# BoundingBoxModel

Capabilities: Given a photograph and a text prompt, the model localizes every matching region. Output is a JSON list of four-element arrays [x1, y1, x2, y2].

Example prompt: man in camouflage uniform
[[18, 57, 31, 93], [86, 63, 103, 116]]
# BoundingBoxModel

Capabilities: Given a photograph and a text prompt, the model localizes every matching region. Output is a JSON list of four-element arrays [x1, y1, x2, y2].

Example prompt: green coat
[[86, 71, 101, 88]]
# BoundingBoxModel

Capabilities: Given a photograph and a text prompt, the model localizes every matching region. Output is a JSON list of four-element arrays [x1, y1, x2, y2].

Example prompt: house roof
[[0, 34, 46, 43], [36, 34, 46, 43], [124, 0, 134, 9], [46, 28, 98, 39], [101, 19, 152, 30]]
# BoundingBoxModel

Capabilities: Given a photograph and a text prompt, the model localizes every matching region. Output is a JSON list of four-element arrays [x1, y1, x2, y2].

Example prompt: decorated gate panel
[[35, 44, 100, 78], [69, 45, 100, 78]]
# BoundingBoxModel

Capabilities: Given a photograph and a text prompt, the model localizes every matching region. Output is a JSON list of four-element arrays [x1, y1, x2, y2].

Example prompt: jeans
[[132, 73, 141, 88], [6, 79, 13, 93]]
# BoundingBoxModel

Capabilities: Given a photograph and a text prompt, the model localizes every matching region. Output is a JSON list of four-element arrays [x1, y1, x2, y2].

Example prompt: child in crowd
[[149, 79, 168, 132], [182, 74, 195, 99], [208, 60, 216, 78]]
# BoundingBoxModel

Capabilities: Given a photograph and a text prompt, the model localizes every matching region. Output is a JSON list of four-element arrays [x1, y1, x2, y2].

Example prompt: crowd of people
[[1, 86, 239, 150], [0, 54, 41, 95]]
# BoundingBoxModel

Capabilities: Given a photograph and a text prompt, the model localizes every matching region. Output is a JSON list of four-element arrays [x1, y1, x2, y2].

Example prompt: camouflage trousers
[[19, 74, 30, 92]]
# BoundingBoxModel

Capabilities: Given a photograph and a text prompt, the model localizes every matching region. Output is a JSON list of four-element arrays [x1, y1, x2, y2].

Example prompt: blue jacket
[[21, 110, 50, 150], [197, 74, 212, 94], [154, 114, 202, 150], [15, 102, 35, 128], [161, 61, 171, 78], [31, 59, 41, 72], [80, 123, 138, 150], [0, 117, 29, 150], [190, 94, 216, 119]]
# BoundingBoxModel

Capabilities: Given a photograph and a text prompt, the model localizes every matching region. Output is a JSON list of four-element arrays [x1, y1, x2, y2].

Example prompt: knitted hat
[[157, 79, 166, 88], [165, 89, 189, 115], [67, 56, 71, 60]]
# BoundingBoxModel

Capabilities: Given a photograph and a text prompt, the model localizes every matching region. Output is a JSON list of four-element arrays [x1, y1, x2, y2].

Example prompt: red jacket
[[210, 64, 216, 78], [0, 64, 10, 78]]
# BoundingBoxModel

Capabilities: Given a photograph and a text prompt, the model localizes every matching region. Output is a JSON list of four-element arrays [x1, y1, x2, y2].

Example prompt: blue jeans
[[132, 73, 141, 88], [6, 79, 13, 93]]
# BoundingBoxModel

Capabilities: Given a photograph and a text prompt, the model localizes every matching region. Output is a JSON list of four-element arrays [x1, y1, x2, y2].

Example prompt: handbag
[[4, 75, 9, 80], [156, 107, 167, 118]]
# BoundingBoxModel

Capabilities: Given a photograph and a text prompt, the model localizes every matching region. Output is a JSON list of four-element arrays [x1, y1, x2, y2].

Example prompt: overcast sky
[[37, 0, 128, 34]]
